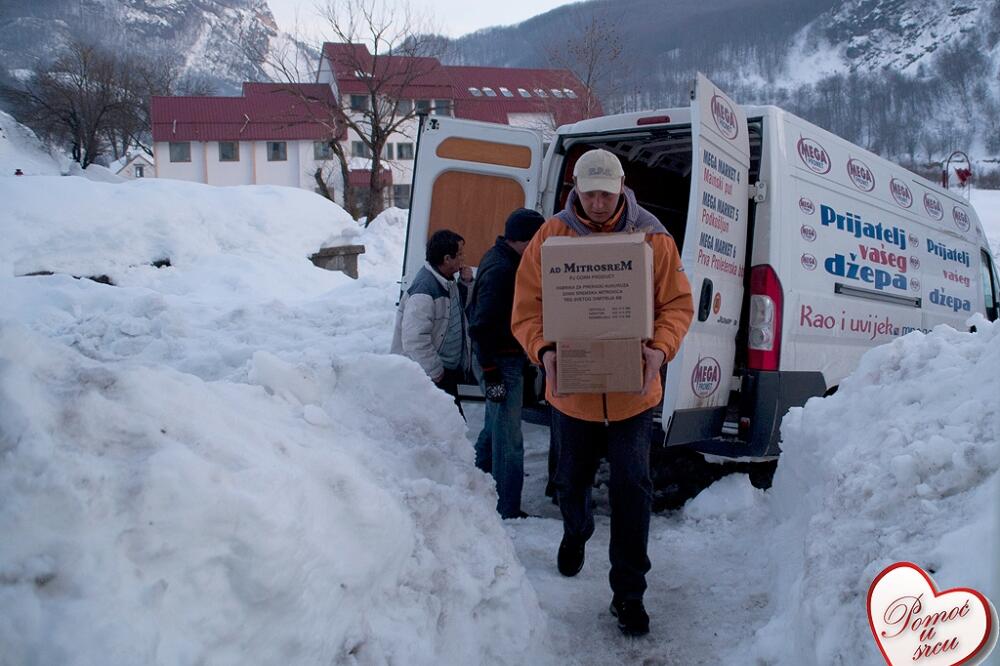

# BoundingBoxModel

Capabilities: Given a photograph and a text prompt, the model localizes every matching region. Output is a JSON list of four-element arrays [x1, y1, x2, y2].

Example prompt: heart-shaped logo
[[867, 562, 998, 665]]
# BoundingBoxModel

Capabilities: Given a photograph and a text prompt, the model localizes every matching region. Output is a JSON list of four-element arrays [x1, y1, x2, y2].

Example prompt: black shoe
[[556, 537, 585, 577], [502, 510, 531, 520], [609, 598, 650, 637]]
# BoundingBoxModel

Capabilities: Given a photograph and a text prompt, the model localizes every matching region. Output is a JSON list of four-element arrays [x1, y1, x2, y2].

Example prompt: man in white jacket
[[391, 229, 473, 415]]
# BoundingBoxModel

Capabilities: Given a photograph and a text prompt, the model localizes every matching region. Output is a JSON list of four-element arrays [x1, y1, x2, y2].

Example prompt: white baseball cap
[[573, 149, 624, 194]]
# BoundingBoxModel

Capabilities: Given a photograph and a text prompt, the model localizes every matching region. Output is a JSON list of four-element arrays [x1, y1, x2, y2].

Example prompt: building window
[[397, 142, 414, 160], [482, 87, 497, 97], [468, 87, 482, 97], [266, 141, 287, 161], [218, 141, 239, 162], [393, 184, 411, 209], [350, 94, 369, 111], [382, 143, 394, 160], [433, 100, 452, 116], [351, 141, 371, 158], [517, 88, 531, 97], [314, 141, 334, 160], [563, 88, 578, 98], [397, 99, 413, 114], [550, 88, 565, 98], [533, 88, 547, 97], [499, 87, 513, 97], [169, 142, 191, 162], [415, 99, 431, 113], [134, 164, 145, 178]]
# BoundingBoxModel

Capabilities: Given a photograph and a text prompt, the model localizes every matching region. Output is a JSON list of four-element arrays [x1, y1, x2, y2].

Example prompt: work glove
[[483, 367, 507, 403]]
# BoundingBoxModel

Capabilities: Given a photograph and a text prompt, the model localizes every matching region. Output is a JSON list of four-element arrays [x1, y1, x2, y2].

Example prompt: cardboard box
[[541, 233, 654, 341], [556, 338, 644, 394]]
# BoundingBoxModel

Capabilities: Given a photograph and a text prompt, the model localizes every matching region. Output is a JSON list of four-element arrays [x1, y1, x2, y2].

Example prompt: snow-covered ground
[[1, 133, 998, 664]]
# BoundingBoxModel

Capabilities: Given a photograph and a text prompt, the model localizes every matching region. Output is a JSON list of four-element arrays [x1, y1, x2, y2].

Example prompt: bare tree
[[1, 41, 129, 167], [249, 0, 444, 223], [545, 8, 626, 117], [316, 0, 444, 223]]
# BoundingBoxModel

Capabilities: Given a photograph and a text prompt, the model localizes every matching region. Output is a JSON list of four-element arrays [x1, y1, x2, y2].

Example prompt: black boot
[[610, 598, 649, 637], [556, 537, 585, 577]]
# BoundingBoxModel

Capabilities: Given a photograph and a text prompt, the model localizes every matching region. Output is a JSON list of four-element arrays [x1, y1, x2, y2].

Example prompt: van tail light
[[747, 264, 783, 371]]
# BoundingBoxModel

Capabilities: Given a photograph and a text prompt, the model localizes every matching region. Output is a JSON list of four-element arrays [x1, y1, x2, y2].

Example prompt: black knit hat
[[504, 208, 545, 242]]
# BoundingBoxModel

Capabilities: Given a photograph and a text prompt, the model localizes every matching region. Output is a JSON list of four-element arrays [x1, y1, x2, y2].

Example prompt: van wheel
[[747, 460, 778, 489], [650, 446, 731, 512]]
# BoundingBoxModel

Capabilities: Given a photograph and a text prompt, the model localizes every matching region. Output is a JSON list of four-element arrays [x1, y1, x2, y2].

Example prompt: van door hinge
[[749, 181, 767, 203]]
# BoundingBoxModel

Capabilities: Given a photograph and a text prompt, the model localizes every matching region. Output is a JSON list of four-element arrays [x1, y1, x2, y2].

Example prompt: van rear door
[[403, 116, 544, 287], [662, 73, 751, 440]]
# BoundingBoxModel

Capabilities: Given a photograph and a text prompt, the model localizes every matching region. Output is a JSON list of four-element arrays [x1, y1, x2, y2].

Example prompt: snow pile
[[744, 318, 1000, 665], [0, 176, 357, 286], [0, 110, 62, 177], [0, 178, 552, 664]]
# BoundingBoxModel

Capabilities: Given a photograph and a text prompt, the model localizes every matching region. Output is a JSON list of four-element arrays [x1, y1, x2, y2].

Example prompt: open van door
[[662, 73, 751, 442], [402, 116, 544, 289]]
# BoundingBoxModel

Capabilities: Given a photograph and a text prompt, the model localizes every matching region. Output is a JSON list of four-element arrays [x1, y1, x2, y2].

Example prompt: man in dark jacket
[[467, 208, 545, 519]]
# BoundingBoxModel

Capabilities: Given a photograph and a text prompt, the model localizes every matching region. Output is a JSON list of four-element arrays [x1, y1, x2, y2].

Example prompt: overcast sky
[[266, 0, 569, 39]]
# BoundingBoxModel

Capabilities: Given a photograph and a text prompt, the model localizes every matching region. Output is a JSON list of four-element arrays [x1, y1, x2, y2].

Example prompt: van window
[[981, 249, 999, 321]]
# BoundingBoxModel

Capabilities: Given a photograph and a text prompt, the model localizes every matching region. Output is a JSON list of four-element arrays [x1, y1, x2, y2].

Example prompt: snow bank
[[744, 319, 1000, 665], [0, 177, 552, 664], [0, 110, 62, 177], [0, 176, 358, 285]]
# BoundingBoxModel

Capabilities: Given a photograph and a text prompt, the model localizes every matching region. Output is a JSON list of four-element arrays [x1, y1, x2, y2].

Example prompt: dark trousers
[[551, 407, 653, 601], [436, 367, 466, 419]]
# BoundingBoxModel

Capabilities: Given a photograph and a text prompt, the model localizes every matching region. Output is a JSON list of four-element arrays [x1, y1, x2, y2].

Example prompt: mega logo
[[801, 254, 817, 271], [889, 177, 913, 208], [797, 137, 831, 174], [800, 225, 817, 242], [847, 157, 875, 192], [710, 94, 738, 140], [799, 197, 815, 215], [953, 206, 971, 233], [691, 357, 722, 398], [923, 193, 944, 220]]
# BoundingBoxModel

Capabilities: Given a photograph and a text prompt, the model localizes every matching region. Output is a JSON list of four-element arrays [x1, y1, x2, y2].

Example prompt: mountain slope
[[0, 0, 278, 94]]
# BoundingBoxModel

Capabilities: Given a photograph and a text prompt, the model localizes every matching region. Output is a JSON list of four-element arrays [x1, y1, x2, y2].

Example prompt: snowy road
[[462, 402, 775, 665]]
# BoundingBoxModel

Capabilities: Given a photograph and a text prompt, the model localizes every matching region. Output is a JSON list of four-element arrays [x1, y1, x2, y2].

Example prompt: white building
[[151, 44, 598, 211]]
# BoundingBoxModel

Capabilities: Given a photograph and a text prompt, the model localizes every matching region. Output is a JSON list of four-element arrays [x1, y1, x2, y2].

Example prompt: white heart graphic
[[867, 562, 999, 666]]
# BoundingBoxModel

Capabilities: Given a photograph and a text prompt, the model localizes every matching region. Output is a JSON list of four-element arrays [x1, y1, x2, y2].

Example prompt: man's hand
[[482, 367, 507, 402], [432, 371, 444, 385], [640, 345, 666, 396], [541, 348, 559, 397], [459, 266, 473, 283]]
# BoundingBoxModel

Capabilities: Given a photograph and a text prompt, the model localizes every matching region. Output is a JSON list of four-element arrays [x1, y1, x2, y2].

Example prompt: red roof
[[321, 43, 600, 124], [151, 84, 344, 142], [348, 168, 392, 187], [444, 66, 601, 125], [323, 43, 452, 99]]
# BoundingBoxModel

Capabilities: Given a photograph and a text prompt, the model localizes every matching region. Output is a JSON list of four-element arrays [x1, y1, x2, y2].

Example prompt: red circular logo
[[889, 177, 913, 208], [797, 137, 831, 174], [710, 94, 738, 140], [691, 357, 722, 398], [847, 157, 876, 192]]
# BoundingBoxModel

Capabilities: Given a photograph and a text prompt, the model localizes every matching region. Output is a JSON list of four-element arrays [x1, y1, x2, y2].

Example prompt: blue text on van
[[820, 205, 907, 251]]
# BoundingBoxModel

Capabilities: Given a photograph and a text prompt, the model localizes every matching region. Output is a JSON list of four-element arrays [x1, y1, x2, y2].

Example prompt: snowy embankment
[[0, 177, 552, 665], [737, 318, 1000, 665]]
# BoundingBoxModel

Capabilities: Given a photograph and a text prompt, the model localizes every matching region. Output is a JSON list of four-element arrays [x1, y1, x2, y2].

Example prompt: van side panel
[[773, 110, 984, 388]]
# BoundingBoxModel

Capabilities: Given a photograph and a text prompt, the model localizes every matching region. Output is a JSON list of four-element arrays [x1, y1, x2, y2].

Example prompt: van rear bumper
[[665, 370, 826, 458]]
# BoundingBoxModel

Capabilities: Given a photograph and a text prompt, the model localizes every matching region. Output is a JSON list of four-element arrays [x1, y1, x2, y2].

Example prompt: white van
[[401, 74, 1000, 478]]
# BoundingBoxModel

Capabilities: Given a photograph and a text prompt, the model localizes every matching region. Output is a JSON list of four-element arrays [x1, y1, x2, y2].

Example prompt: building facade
[[151, 44, 599, 210]]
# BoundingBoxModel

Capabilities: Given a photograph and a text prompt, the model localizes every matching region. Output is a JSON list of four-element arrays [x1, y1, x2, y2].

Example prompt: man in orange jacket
[[512, 148, 694, 636]]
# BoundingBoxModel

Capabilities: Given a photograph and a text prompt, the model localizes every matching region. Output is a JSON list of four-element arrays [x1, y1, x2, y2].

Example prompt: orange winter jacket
[[511, 189, 694, 422]]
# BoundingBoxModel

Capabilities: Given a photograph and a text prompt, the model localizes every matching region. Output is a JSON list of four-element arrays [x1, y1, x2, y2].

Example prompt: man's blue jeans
[[474, 355, 526, 518]]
